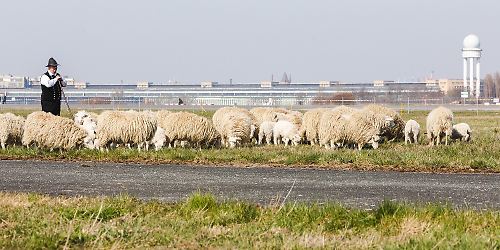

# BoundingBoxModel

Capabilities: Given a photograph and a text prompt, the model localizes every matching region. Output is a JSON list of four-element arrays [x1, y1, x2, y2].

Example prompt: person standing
[[40, 57, 66, 116]]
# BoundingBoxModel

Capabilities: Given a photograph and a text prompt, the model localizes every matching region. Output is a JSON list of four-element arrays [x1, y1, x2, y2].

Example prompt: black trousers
[[41, 100, 61, 116]]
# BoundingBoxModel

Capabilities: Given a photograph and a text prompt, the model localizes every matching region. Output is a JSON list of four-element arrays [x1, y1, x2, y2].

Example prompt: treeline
[[484, 72, 500, 98]]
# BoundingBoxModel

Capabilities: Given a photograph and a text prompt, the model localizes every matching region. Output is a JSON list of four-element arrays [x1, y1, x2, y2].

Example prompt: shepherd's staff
[[58, 78, 72, 115]]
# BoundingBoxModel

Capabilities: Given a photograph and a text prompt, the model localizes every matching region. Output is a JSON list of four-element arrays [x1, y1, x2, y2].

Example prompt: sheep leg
[[274, 135, 279, 145], [405, 135, 409, 145], [414, 134, 418, 144], [329, 140, 334, 149], [1, 142, 5, 150]]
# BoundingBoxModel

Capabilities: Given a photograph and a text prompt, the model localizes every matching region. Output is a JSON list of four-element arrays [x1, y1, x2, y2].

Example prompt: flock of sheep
[[0, 105, 472, 152]]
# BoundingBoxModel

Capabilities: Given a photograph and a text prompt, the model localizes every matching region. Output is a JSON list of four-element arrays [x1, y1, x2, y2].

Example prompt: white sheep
[[363, 104, 405, 142], [22, 111, 87, 151], [426, 107, 454, 146], [276, 110, 303, 128], [318, 106, 357, 148], [273, 120, 301, 147], [451, 123, 472, 142], [150, 126, 166, 151], [258, 121, 276, 145], [78, 116, 97, 149], [95, 110, 157, 151], [0, 113, 25, 149], [322, 109, 391, 150], [345, 110, 392, 150], [404, 119, 420, 144], [300, 108, 329, 145], [250, 107, 280, 125], [161, 111, 219, 148], [74, 110, 98, 125], [213, 107, 254, 148]]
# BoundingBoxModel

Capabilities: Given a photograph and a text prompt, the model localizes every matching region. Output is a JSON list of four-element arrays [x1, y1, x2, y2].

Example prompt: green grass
[[0, 109, 499, 172], [0, 192, 498, 249]]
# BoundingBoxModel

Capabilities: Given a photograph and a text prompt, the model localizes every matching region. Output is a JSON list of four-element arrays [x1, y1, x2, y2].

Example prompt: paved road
[[0, 160, 499, 209]]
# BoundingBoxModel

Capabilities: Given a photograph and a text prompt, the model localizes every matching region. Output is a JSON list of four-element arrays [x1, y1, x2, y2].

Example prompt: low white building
[[0, 74, 28, 89], [201, 81, 217, 88]]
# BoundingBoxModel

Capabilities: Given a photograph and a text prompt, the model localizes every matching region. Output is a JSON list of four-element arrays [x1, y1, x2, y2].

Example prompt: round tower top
[[463, 34, 480, 49]]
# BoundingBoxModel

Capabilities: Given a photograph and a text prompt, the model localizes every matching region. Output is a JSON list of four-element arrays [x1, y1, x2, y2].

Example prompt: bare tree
[[484, 74, 495, 98], [496, 72, 500, 98]]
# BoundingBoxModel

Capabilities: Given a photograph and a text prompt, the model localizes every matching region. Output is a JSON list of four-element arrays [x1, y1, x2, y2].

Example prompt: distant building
[[260, 81, 279, 88], [373, 80, 394, 87], [0, 75, 29, 89], [63, 76, 75, 86], [201, 81, 217, 88], [29, 76, 41, 86], [137, 81, 151, 89], [438, 79, 465, 95], [74, 82, 88, 89], [424, 79, 438, 87], [319, 81, 332, 88], [319, 81, 340, 88]]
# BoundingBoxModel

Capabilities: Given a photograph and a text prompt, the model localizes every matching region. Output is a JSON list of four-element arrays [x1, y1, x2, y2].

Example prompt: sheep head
[[369, 134, 381, 149], [228, 136, 241, 148], [291, 134, 302, 146]]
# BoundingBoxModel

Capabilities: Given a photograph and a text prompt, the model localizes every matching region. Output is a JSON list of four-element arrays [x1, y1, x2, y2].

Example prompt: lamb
[[426, 106, 454, 146], [74, 110, 98, 125], [300, 108, 329, 145], [95, 110, 157, 151], [213, 107, 254, 148], [258, 121, 276, 145], [79, 116, 97, 149], [451, 123, 472, 142], [404, 119, 420, 144], [0, 113, 25, 149], [22, 111, 87, 151], [161, 111, 219, 148], [362, 104, 405, 142], [273, 120, 301, 146]]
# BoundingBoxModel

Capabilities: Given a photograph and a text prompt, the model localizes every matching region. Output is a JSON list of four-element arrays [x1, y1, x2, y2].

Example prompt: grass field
[[0, 192, 498, 249], [0, 109, 499, 172]]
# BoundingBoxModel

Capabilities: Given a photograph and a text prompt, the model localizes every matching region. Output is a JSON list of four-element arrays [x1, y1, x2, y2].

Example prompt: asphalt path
[[0, 160, 498, 209]]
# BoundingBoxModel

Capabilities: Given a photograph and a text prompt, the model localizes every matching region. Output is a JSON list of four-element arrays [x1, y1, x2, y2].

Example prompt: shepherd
[[40, 57, 66, 116]]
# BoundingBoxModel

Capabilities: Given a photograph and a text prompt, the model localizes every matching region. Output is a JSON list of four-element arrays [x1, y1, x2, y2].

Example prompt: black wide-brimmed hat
[[45, 57, 59, 67]]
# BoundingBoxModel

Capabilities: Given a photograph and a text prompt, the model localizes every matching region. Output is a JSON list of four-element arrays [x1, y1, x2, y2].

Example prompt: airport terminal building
[[0, 77, 447, 106]]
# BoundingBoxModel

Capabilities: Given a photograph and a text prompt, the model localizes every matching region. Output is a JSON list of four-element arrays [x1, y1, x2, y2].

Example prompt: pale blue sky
[[1, 0, 498, 84]]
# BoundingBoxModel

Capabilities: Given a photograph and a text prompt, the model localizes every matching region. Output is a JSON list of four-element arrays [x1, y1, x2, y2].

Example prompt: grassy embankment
[[0, 192, 498, 249], [0, 109, 499, 172]]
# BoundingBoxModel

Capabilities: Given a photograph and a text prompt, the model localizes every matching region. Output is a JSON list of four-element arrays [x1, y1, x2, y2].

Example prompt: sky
[[1, 0, 499, 84]]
